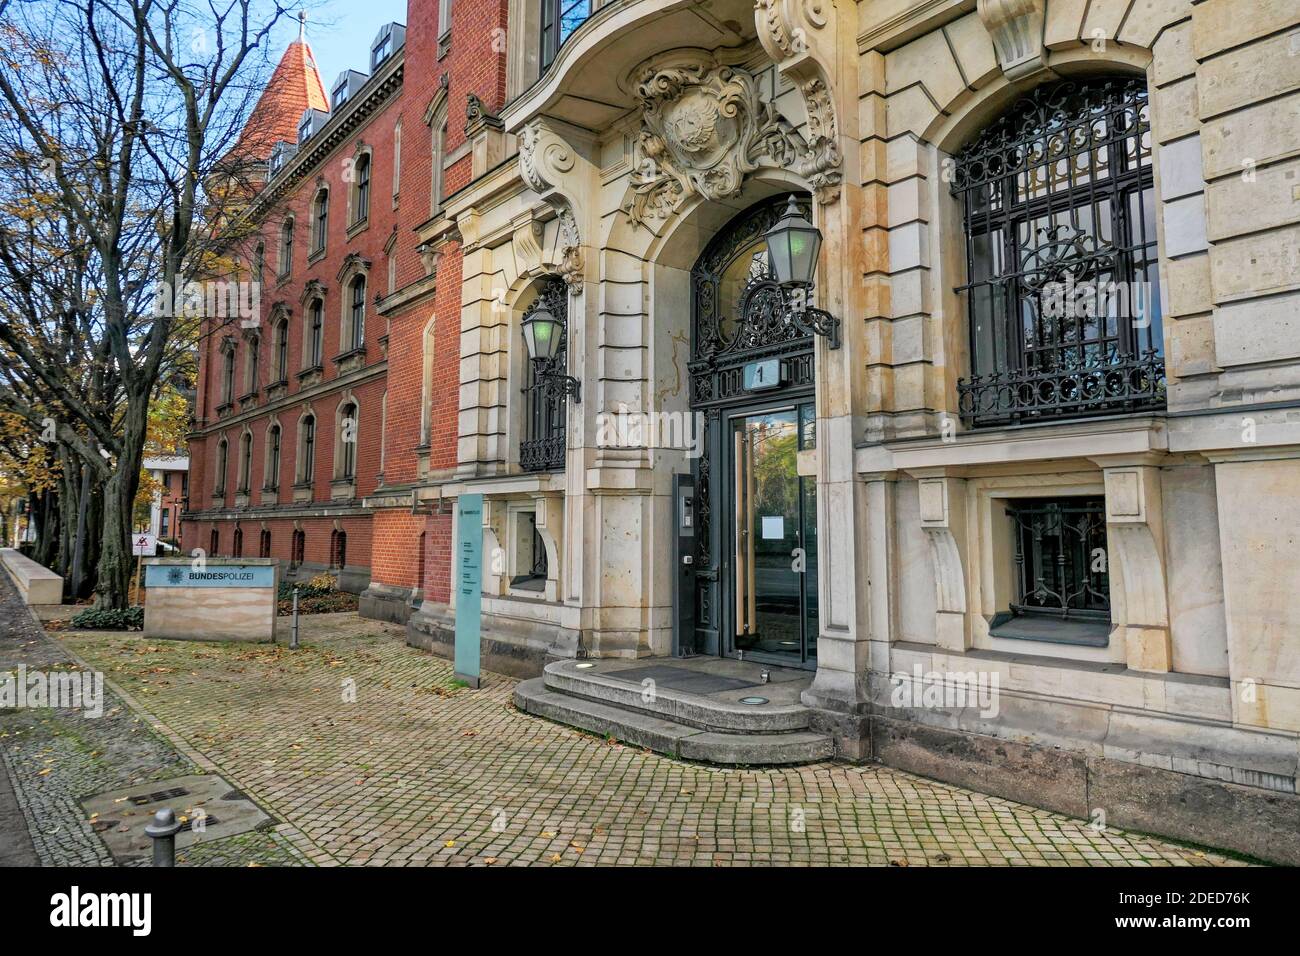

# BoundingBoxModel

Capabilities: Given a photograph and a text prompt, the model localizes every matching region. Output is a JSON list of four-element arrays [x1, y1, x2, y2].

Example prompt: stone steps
[[542, 660, 812, 732], [514, 675, 834, 766]]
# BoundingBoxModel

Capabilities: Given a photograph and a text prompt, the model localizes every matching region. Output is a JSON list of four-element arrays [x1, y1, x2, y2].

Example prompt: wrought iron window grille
[[1006, 497, 1110, 621], [952, 77, 1166, 428], [520, 277, 570, 473]]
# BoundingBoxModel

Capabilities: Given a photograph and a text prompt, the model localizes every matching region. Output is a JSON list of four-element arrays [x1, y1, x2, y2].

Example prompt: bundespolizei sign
[[454, 494, 484, 688], [143, 558, 279, 643]]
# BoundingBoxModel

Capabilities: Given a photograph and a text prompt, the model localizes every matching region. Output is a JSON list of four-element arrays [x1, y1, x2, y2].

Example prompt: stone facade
[[415, 0, 1300, 863]]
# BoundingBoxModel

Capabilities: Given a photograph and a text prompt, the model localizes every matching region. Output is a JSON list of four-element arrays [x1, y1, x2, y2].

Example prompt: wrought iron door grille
[[1007, 497, 1109, 621], [520, 277, 568, 472], [953, 77, 1166, 428]]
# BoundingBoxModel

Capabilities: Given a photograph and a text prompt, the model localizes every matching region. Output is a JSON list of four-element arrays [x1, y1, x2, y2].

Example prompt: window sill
[[215, 402, 234, 418], [989, 613, 1110, 648], [346, 217, 369, 240], [307, 247, 327, 265], [333, 348, 366, 375], [297, 365, 324, 388]]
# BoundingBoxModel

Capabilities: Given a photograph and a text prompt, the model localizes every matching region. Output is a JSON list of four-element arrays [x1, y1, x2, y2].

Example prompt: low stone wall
[[0, 549, 63, 605]]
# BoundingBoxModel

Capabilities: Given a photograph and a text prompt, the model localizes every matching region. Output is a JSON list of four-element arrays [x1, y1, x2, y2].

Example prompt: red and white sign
[[132, 533, 157, 557]]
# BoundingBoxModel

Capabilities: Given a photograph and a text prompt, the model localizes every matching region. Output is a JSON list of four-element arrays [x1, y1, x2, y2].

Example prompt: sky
[[273, 0, 411, 92]]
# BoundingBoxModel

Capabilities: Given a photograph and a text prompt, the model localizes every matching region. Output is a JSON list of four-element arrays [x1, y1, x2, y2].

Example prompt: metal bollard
[[290, 585, 300, 649], [145, 807, 182, 867]]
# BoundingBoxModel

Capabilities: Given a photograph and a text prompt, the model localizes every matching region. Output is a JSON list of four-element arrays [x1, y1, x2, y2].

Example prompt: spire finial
[[298, 8, 307, 44]]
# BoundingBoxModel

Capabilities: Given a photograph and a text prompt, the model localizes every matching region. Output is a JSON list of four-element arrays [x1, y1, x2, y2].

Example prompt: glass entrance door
[[727, 405, 818, 666]]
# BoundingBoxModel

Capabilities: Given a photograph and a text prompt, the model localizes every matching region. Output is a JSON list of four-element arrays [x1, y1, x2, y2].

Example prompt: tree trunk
[[94, 393, 148, 609]]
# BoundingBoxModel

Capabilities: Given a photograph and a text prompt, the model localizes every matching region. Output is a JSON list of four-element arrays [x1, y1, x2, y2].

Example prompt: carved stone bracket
[[622, 50, 842, 228], [977, 0, 1048, 81], [918, 475, 972, 652], [753, 0, 842, 204], [1100, 463, 1172, 672], [518, 119, 588, 293]]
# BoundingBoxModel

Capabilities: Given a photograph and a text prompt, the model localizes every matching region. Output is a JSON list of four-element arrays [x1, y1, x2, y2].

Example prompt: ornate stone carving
[[519, 121, 576, 195], [464, 92, 502, 136], [623, 52, 842, 227], [556, 206, 584, 292], [977, 0, 1047, 80]]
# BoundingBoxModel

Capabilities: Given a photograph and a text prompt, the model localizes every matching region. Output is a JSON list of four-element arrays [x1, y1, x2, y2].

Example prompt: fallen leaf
[[483, 857, 497, 865], [549, 854, 562, 863], [444, 840, 456, 848]]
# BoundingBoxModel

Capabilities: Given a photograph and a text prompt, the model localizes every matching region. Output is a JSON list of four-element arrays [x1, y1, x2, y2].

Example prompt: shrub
[[70, 606, 144, 631]]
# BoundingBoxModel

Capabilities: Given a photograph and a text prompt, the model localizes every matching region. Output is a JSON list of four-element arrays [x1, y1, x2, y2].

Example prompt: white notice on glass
[[761, 516, 785, 540]]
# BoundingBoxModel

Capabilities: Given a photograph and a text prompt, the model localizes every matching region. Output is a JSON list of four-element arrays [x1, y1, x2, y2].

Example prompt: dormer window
[[371, 22, 406, 71], [298, 108, 327, 145], [331, 70, 368, 110]]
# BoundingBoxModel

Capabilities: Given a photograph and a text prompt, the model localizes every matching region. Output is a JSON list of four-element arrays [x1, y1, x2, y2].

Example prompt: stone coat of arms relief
[[623, 51, 841, 228]]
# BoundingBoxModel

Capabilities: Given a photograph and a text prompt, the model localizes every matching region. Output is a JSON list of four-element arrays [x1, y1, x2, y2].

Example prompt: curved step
[[515, 679, 833, 766], [543, 659, 812, 733]]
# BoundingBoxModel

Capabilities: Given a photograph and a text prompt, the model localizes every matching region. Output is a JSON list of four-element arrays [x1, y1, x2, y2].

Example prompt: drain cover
[[739, 696, 769, 705], [81, 774, 273, 864]]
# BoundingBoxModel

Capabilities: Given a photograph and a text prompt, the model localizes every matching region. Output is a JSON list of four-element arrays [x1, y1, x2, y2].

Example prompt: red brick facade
[[185, 0, 506, 611]]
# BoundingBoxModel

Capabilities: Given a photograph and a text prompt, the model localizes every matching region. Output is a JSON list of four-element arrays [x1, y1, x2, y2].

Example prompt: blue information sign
[[144, 565, 276, 589], [454, 494, 484, 688]]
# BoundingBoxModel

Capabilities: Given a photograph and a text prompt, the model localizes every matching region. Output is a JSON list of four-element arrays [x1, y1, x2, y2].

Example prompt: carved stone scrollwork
[[977, 0, 1048, 80], [519, 121, 576, 196], [623, 52, 842, 227], [556, 206, 584, 293]]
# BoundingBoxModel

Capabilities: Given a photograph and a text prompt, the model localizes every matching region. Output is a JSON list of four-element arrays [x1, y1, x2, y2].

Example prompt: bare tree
[[0, 0, 294, 607]]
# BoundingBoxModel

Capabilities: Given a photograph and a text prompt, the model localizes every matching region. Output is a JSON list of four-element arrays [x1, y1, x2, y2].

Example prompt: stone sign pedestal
[[143, 558, 279, 643]]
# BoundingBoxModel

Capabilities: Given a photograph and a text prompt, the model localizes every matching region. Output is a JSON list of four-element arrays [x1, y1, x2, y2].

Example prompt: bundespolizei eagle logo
[[167, 567, 185, 585]]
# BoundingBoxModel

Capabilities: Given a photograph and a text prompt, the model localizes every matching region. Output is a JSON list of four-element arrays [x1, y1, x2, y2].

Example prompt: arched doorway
[[685, 194, 819, 668]]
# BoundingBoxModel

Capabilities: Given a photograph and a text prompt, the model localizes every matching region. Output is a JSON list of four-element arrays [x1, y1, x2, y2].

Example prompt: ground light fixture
[[521, 301, 582, 403], [764, 195, 841, 349]]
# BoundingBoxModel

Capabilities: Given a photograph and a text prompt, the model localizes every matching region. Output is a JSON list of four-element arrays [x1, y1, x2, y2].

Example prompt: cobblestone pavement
[[54, 612, 1249, 868], [0, 573, 311, 867]]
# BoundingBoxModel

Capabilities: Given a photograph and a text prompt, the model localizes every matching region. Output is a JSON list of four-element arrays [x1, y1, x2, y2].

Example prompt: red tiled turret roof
[[229, 39, 329, 163]]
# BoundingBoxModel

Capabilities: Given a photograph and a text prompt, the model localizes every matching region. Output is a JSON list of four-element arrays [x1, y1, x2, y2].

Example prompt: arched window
[[259, 528, 271, 558], [312, 188, 329, 254], [308, 300, 324, 368], [392, 121, 402, 202], [291, 528, 305, 567], [337, 401, 358, 480], [420, 317, 436, 445], [254, 241, 265, 287], [430, 112, 447, 214], [348, 276, 366, 351], [210, 527, 220, 556], [265, 424, 282, 490], [279, 218, 294, 276], [354, 154, 371, 223], [951, 77, 1164, 428], [232, 526, 243, 559], [519, 276, 568, 473], [237, 431, 252, 493], [274, 317, 289, 381], [220, 346, 236, 404], [299, 414, 316, 484], [244, 335, 259, 395], [214, 437, 229, 494], [330, 529, 347, 569]]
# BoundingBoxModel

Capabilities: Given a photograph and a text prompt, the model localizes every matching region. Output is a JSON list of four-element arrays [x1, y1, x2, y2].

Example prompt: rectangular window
[[992, 496, 1110, 646], [160, 509, 170, 537], [540, 0, 591, 72]]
